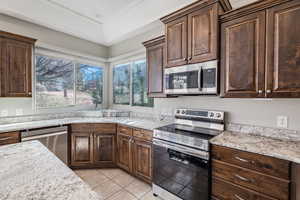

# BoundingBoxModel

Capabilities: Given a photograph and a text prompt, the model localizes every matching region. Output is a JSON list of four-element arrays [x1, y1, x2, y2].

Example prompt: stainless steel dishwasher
[[21, 126, 68, 164]]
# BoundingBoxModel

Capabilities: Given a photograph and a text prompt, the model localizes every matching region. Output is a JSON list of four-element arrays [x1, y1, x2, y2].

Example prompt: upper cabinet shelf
[[0, 31, 36, 97], [220, 0, 300, 98], [160, 0, 232, 68]]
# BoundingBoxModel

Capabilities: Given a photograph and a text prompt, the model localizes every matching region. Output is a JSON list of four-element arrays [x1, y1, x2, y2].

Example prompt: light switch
[[277, 116, 288, 128]]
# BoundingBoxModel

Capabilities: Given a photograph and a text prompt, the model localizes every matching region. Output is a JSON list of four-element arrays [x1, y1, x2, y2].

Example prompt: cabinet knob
[[182, 58, 187, 61], [188, 57, 192, 61], [258, 90, 263, 94], [266, 90, 272, 94]]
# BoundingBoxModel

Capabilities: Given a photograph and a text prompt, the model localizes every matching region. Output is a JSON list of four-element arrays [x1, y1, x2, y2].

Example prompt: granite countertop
[[210, 131, 300, 164], [0, 117, 170, 133], [0, 141, 100, 200]]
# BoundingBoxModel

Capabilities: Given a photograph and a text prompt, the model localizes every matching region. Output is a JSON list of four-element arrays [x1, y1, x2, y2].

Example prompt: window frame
[[112, 56, 153, 108], [34, 51, 106, 110]]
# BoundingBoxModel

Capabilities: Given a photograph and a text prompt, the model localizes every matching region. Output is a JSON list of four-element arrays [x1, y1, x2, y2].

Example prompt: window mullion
[[73, 62, 77, 105]]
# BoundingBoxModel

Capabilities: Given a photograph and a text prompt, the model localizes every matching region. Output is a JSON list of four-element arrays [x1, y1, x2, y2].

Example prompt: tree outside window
[[113, 64, 130, 105]]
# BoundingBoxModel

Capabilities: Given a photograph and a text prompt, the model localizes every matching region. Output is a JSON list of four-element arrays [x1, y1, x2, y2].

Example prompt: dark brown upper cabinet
[[143, 36, 168, 98], [220, 11, 266, 98], [266, 0, 300, 98], [0, 31, 36, 97], [161, 0, 232, 68], [220, 0, 300, 98]]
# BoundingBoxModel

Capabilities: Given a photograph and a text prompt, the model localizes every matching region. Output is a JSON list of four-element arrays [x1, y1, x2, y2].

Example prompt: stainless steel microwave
[[164, 60, 218, 95]]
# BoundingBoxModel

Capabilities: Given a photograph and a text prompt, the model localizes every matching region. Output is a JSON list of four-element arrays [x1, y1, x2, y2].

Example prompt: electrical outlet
[[277, 116, 288, 128], [16, 109, 23, 116], [1, 110, 8, 117]]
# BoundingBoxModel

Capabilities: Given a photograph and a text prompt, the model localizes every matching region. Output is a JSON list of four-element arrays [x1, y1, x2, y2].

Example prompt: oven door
[[153, 139, 210, 200], [164, 64, 201, 94]]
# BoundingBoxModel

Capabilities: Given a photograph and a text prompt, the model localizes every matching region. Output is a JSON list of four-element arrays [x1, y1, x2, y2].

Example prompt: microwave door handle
[[198, 68, 202, 91]]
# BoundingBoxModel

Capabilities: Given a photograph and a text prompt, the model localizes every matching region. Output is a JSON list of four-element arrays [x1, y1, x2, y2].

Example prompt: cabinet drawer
[[212, 160, 289, 200], [133, 129, 152, 141], [93, 123, 116, 134], [212, 177, 276, 200], [117, 125, 132, 136], [71, 124, 92, 132], [211, 145, 290, 179], [0, 132, 20, 145]]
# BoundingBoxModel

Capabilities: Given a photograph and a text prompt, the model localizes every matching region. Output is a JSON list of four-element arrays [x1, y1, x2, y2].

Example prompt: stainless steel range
[[152, 108, 225, 200]]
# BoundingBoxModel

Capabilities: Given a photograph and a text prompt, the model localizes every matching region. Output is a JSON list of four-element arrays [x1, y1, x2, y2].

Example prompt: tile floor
[[74, 168, 158, 200]]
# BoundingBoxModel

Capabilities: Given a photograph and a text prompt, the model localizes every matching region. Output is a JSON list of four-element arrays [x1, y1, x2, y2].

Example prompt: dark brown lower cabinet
[[117, 125, 153, 183], [0, 131, 20, 146], [133, 139, 152, 183], [94, 133, 116, 167], [70, 123, 117, 168], [117, 133, 133, 172], [71, 132, 94, 167]]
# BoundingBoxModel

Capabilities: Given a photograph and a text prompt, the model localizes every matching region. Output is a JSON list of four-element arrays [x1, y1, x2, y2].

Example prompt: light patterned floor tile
[[77, 169, 110, 188], [111, 172, 136, 187], [93, 180, 122, 199], [97, 168, 124, 179], [125, 179, 151, 198], [106, 190, 138, 200]]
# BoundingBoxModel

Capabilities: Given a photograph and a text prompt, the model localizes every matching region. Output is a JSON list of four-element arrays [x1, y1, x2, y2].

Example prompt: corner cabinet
[[0, 31, 36, 97], [161, 0, 232, 68], [220, 0, 300, 98], [143, 36, 169, 98], [70, 123, 117, 168], [117, 125, 153, 183]]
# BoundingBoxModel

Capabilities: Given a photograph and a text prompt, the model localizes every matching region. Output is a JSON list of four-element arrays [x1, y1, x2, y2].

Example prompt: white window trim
[[34, 47, 107, 111], [111, 53, 152, 108]]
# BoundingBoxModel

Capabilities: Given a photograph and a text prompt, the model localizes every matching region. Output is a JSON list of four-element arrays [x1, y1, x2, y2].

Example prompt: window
[[113, 64, 130, 105], [76, 64, 103, 106], [113, 59, 153, 107], [132, 60, 153, 107], [35, 54, 104, 109], [36, 55, 74, 108]]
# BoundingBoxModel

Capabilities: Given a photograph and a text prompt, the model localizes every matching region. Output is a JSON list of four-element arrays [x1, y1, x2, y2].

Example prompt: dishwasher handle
[[22, 131, 67, 141]]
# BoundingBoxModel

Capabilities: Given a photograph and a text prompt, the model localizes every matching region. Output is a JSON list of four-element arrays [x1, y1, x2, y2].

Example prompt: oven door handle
[[22, 131, 67, 141], [153, 139, 209, 160], [198, 67, 202, 91]]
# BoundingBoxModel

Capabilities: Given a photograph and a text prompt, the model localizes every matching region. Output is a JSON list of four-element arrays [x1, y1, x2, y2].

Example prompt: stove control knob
[[176, 110, 180, 114], [209, 112, 214, 118], [182, 110, 186, 114], [216, 113, 222, 118]]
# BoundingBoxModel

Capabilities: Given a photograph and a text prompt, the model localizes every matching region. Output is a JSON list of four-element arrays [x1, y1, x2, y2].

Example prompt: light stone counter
[[0, 141, 100, 200], [0, 117, 170, 133], [210, 131, 300, 164]]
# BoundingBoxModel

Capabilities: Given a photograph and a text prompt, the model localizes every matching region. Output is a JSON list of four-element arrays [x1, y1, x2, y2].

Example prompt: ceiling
[[0, 0, 258, 46]]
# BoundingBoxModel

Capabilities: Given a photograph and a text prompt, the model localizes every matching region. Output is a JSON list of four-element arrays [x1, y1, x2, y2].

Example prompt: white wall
[[0, 14, 109, 117], [108, 26, 300, 131]]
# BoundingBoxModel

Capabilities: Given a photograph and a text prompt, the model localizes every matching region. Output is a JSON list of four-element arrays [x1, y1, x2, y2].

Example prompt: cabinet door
[[2, 38, 32, 97], [266, 1, 300, 97], [93, 133, 116, 167], [147, 40, 165, 97], [71, 132, 93, 166], [165, 16, 188, 68], [117, 133, 132, 173], [220, 11, 266, 98], [188, 4, 218, 64], [133, 139, 152, 183]]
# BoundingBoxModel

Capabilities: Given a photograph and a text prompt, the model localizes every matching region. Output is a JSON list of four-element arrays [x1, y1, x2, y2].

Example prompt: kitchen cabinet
[[0, 31, 36, 97], [211, 145, 291, 200], [161, 0, 231, 68], [0, 131, 20, 146], [70, 123, 117, 168], [143, 36, 167, 98], [220, 0, 300, 98], [117, 125, 153, 183]]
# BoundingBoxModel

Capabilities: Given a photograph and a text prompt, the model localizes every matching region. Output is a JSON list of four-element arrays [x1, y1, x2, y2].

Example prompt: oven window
[[166, 71, 199, 89], [153, 144, 209, 200]]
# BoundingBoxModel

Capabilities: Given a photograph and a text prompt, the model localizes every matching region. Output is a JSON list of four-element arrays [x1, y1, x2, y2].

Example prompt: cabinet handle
[[234, 194, 245, 200], [234, 174, 253, 183], [182, 58, 188, 61], [266, 90, 272, 94], [188, 57, 192, 61], [234, 156, 254, 164], [0, 137, 13, 141], [258, 90, 263, 94]]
